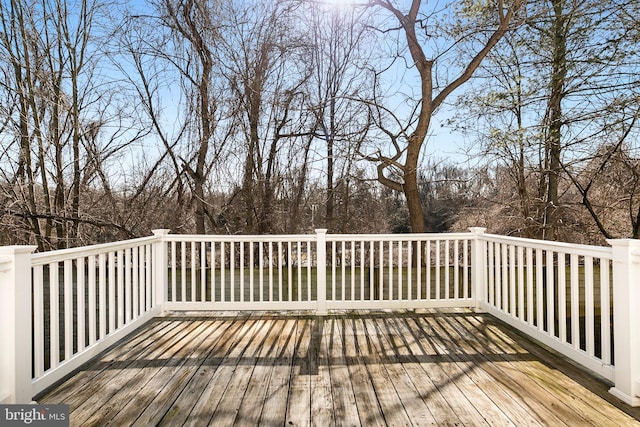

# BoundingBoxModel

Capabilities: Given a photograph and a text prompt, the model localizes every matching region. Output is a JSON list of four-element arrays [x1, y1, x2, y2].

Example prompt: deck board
[[38, 309, 640, 427]]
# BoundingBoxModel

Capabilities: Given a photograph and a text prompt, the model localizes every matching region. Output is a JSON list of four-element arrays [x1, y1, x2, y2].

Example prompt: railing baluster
[[398, 241, 404, 300], [488, 242, 495, 306], [190, 242, 196, 303], [369, 241, 374, 301], [99, 253, 106, 340], [546, 250, 555, 337], [600, 258, 611, 365], [240, 242, 246, 303], [501, 244, 508, 312], [526, 248, 534, 325], [33, 265, 44, 377], [146, 244, 152, 311], [231, 242, 236, 303], [259, 242, 264, 302], [250, 241, 255, 303], [444, 240, 450, 300], [109, 252, 116, 333], [495, 243, 502, 309], [435, 241, 441, 300], [517, 246, 524, 320], [297, 240, 303, 302], [341, 241, 346, 301], [212, 242, 217, 302], [570, 253, 580, 349], [287, 242, 292, 302], [269, 243, 273, 302], [139, 246, 145, 314], [585, 256, 595, 356], [50, 262, 60, 369], [360, 241, 365, 301], [132, 247, 139, 319], [180, 242, 186, 303], [535, 249, 543, 331], [306, 240, 312, 301], [454, 240, 459, 300], [171, 241, 176, 302], [351, 241, 356, 301], [558, 252, 567, 342], [407, 240, 413, 300], [509, 245, 516, 315], [88, 256, 97, 346], [331, 241, 336, 301], [78, 256, 86, 351], [426, 240, 431, 300], [278, 242, 283, 302], [463, 240, 469, 299], [417, 240, 422, 300], [64, 259, 73, 361]]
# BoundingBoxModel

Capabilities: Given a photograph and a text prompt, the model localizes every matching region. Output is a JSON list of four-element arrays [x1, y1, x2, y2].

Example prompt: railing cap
[[469, 227, 487, 235], [0, 246, 38, 256]]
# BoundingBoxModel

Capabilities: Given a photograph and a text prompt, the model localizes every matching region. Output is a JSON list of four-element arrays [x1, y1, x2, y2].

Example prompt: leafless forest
[[1, 0, 639, 251]]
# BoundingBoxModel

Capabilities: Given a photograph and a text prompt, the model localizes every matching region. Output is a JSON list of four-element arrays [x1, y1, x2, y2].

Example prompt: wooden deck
[[38, 309, 640, 426]]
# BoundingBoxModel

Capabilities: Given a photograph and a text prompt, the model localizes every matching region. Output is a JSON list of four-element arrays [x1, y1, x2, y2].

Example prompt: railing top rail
[[162, 231, 477, 244], [31, 235, 159, 266], [163, 234, 319, 243], [326, 232, 475, 242], [481, 233, 613, 258]]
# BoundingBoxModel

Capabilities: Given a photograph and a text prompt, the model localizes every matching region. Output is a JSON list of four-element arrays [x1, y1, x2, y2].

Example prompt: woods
[[0, 0, 639, 250]]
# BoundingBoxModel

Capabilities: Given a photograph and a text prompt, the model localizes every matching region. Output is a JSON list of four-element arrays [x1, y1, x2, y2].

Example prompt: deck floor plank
[[384, 315, 463, 426], [326, 317, 361, 426], [256, 318, 297, 426], [131, 319, 235, 426], [408, 316, 493, 426], [460, 314, 639, 426], [84, 320, 212, 426], [233, 318, 290, 426], [284, 317, 312, 426], [208, 317, 273, 426], [44, 319, 182, 410], [70, 319, 204, 426], [343, 316, 387, 426], [37, 310, 640, 427], [40, 318, 173, 405], [430, 315, 544, 426], [185, 317, 262, 427], [156, 315, 243, 426], [310, 316, 336, 426], [359, 317, 414, 426]]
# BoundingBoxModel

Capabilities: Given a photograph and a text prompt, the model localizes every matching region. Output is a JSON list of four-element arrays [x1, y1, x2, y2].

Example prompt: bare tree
[[220, 0, 316, 233], [0, 0, 139, 249], [451, 0, 640, 241], [361, 0, 524, 233], [305, 2, 372, 232]]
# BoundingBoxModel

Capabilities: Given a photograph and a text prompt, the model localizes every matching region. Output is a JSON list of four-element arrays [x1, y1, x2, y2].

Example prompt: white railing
[[0, 228, 638, 407], [478, 234, 614, 381], [0, 235, 163, 403], [325, 233, 474, 310], [161, 231, 477, 312]]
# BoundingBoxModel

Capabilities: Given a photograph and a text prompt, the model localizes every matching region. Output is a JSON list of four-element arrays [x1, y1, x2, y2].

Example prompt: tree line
[[0, 0, 638, 251]]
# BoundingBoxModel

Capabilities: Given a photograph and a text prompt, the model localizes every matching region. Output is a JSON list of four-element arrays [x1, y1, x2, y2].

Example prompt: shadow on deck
[[38, 309, 640, 426]]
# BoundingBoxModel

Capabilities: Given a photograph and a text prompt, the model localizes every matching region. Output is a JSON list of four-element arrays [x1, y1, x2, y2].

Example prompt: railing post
[[315, 229, 328, 315], [152, 229, 171, 314], [469, 227, 487, 311], [0, 245, 37, 404], [607, 239, 640, 407]]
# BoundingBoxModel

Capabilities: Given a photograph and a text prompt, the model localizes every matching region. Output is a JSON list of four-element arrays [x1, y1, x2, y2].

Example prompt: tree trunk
[[544, 0, 567, 241], [404, 143, 426, 233]]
